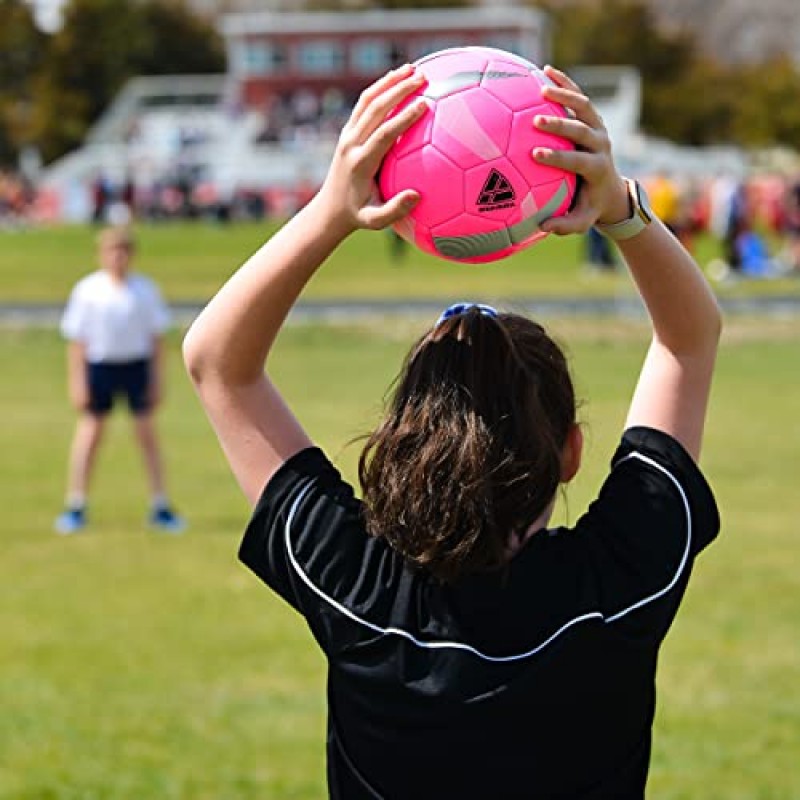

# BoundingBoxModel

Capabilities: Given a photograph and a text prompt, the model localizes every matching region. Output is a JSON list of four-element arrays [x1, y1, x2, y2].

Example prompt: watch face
[[635, 182, 653, 222]]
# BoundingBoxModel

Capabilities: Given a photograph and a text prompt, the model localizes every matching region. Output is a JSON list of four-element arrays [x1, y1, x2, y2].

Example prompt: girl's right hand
[[316, 64, 428, 236], [533, 66, 631, 235]]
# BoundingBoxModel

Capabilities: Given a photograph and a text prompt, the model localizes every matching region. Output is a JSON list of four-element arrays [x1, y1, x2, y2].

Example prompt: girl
[[183, 65, 721, 799]]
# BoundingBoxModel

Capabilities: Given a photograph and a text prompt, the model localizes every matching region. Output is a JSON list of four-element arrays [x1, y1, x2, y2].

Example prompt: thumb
[[540, 212, 587, 236], [540, 197, 596, 236], [361, 190, 419, 230]]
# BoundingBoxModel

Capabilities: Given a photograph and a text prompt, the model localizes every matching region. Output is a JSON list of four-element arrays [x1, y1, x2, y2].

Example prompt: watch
[[594, 178, 653, 241]]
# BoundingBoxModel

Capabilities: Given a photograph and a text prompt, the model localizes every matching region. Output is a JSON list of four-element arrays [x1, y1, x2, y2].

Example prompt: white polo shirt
[[61, 270, 171, 363]]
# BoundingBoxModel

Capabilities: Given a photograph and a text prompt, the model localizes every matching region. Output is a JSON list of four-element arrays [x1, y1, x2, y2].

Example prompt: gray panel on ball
[[433, 179, 571, 260], [433, 228, 512, 259], [508, 180, 570, 245]]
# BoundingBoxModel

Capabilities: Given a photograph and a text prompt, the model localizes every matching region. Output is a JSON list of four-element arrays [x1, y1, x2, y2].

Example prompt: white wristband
[[594, 178, 654, 241]]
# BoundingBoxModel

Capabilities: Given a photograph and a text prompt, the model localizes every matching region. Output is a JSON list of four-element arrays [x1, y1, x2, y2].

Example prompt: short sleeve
[[144, 279, 171, 334], [573, 426, 720, 638], [239, 448, 343, 609], [238, 448, 391, 655], [611, 426, 719, 557], [60, 284, 87, 341]]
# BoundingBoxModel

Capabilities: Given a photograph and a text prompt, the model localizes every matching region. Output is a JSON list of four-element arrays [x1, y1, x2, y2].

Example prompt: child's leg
[[65, 412, 107, 503], [131, 412, 166, 500], [122, 359, 168, 503]]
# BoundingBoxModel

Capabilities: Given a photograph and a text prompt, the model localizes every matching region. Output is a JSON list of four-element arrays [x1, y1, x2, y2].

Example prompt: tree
[[30, 0, 225, 163], [641, 58, 739, 145], [135, 0, 226, 76], [30, 0, 146, 161], [539, 0, 800, 148], [0, 0, 46, 164], [737, 56, 800, 148], [543, 0, 696, 135]]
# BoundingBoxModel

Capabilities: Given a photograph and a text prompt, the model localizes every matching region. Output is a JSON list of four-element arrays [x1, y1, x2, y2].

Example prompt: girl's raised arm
[[182, 65, 427, 504], [535, 67, 721, 461]]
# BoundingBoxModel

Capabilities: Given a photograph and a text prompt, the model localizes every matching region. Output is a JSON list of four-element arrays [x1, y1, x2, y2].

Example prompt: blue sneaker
[[55, 507, 86, 535], [149, 506, 186, 534]]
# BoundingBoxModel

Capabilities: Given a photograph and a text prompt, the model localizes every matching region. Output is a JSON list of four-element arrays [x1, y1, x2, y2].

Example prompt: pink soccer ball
[[378, 47, 578, 264]]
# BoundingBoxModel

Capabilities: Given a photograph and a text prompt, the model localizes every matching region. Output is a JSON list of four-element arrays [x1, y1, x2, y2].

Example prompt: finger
[[361, 98, 428, 171], [532, 147, 605, 181], [533, 114, 602, 151], [541, 214, 594, 236], [542, 187, 596, 233], [348, 63, 416, 127], [543, 65, 582, 94], [541, 85, 603, 130], [350, 69, 427, 144], [360, 190, 420, 230], [540, 200, 597, 236]]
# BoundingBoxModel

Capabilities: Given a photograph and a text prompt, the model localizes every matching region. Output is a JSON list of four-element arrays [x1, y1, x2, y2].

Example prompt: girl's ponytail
[[359, 310, 576, 584]]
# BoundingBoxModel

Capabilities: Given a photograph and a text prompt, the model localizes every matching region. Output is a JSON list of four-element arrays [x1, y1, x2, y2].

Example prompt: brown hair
[[97, 226, 134, 251], [358, 309, 577, 584]]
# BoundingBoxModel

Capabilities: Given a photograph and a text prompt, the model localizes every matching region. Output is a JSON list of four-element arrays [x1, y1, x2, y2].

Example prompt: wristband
[[594, 178, 653, 241]]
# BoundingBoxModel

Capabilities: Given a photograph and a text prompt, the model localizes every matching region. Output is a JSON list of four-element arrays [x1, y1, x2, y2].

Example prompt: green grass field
[[1, 223, 799, 798], [1, 221, 798, 304]]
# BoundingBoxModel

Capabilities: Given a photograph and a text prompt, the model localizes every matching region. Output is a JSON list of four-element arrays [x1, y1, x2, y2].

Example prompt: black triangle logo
[[477, 168, 515, 208]]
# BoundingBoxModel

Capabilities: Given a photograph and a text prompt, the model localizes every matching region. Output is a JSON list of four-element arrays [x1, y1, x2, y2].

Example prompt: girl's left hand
[[317, 64, 428, 235], [533, 66, 631, 235]]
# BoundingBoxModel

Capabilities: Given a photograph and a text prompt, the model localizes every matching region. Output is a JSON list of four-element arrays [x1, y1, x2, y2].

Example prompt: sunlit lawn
[[1, 315, 799, 798], [1, 221, 798, 304]]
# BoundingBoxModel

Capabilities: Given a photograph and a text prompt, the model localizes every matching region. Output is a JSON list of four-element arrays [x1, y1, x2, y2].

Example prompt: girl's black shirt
[[239, 426, 720, 799]]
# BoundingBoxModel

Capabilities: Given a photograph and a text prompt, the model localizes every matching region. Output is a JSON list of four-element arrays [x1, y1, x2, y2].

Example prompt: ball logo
[[477, 169, 515, 211]]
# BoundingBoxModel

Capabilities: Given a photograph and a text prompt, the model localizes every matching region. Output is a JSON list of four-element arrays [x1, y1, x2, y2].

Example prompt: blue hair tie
[[435, 302, 498, 327]]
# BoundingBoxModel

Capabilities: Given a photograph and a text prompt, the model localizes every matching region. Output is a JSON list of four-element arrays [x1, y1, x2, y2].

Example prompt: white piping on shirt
[[605, 453, 692, 621], [283, 450, 692, 663]]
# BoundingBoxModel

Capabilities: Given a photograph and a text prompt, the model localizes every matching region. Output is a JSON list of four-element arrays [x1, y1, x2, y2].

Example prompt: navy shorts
[[87, 359, 151, 415]]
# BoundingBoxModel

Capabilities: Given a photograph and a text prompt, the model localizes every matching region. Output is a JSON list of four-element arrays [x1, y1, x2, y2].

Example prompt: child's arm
[[66, 341, 88, 411], [149, 337, 164, 410], [183, 65, 426, 504], [536, 67, 721, 462]]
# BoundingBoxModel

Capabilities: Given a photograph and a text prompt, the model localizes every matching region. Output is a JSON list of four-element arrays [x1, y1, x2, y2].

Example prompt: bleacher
[[41, 73, 337, 221]]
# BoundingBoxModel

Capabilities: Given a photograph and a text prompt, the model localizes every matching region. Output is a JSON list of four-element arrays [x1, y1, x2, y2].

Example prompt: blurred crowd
[[5, 156, 800, 284], [586, 170, 800, 280], [87, 170, 317, 226], [647, 170, 800, 279], [0, 170, 35, 228], [253, 87, 355, 148]]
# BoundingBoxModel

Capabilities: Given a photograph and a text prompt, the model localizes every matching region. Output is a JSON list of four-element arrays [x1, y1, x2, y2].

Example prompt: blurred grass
[[1, 317, 799, 798], [1, 221, 799, 304]]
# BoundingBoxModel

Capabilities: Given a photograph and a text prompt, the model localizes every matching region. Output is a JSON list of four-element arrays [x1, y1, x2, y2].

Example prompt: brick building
[[221, 7, 549, 109]]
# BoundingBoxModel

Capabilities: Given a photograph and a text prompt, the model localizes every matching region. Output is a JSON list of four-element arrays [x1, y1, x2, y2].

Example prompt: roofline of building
[[220, 7, 546, 37]]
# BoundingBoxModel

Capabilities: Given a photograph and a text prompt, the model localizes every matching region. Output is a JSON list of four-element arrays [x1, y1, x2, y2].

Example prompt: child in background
[[55, 226, 185, 534]]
